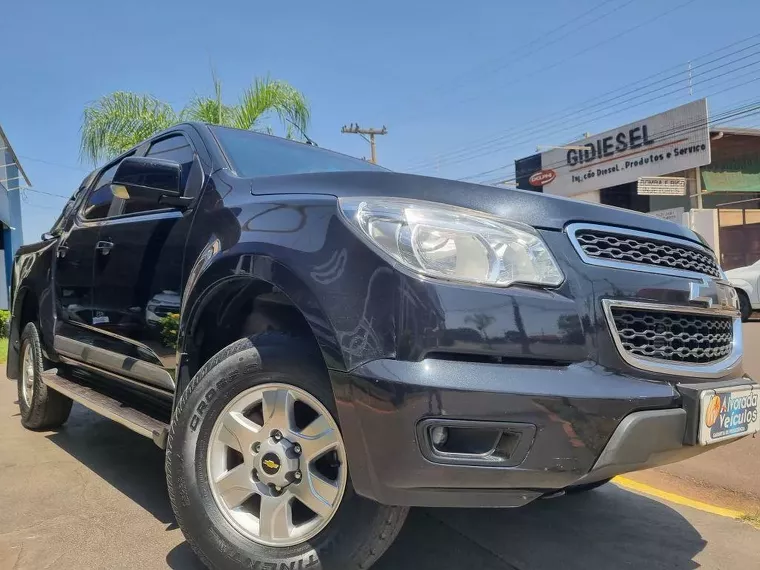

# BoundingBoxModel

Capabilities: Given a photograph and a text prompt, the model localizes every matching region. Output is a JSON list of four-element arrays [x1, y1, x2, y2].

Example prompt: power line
[[392, 0, 701, 131], [407, 53, 760, 173], [414, 58, 760, 178], [474, 96, 760, 184], [468, 98, 760, 186], [376, 0, 630, 120], [20, 188, 71, 199], [458, 67, 760, 182], [17, 155, 90, 173], [402, 30, 760, 173]]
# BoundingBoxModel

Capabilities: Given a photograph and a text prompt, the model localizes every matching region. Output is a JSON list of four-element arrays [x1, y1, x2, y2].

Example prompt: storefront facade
[[0, 125, 28, 309], [515, 100, 760, 270]]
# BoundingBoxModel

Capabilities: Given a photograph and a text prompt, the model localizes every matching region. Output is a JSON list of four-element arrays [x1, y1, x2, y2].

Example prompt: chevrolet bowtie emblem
[[689, 278, 738, 311], [263, 459, 279, 469], [689, 280, 714, 307]]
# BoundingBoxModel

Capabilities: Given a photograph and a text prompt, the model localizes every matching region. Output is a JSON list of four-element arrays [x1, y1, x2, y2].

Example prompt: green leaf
[[233, 76, 310, 137], [80, 92, 178, 164], [79, 75, 310, 164]]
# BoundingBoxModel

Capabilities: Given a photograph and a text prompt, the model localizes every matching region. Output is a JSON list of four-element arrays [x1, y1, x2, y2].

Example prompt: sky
[[3, 0, 760, 244]]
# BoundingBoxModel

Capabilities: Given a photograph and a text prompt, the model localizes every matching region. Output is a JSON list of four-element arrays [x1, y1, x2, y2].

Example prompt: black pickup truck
[[8, 123, 759, 570]]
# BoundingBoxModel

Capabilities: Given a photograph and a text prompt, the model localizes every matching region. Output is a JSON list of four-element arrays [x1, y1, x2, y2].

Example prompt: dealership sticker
[[699, 387, 759, 445]]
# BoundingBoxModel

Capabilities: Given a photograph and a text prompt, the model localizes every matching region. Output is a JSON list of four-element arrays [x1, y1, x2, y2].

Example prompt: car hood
[[725, 266, 757, 280], [246, 170, 702, 243]]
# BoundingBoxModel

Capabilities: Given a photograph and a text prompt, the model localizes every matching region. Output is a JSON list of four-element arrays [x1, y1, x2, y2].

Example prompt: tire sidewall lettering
[[190, 379, 232, 431]]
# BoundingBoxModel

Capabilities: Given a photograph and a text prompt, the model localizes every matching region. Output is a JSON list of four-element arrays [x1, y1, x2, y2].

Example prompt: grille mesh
[[575, 229, 721, 278], [611, 308, 733, 364]]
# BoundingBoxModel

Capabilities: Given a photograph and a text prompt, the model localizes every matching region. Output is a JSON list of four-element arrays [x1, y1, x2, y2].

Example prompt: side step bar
[[42, 370, 169, 449]]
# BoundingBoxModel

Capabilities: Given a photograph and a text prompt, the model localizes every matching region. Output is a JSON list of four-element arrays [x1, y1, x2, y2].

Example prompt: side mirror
[[41, 232, 57, 241], [111, 157, 184, 204]]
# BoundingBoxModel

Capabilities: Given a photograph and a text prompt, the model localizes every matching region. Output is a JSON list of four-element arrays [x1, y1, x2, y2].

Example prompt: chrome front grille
[[610, 307, 733, 364], [602, 300, 741, 378], [567, 223, 722, 278]]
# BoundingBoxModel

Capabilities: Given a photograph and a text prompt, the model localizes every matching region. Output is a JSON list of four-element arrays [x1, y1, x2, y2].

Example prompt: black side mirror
[[111, 157, 185, 205]]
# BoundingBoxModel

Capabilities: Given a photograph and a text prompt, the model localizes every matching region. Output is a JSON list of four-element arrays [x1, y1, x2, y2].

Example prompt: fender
[[173, 193, 403, 400], [7, 240, 59, 377], [728, 277, 755, 305], [175, 244, 344, 396]]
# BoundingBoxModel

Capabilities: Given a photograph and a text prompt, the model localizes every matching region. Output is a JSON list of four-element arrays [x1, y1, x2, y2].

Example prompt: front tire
[[166, 334, 408, 570], [17, 322, 73, 430], [737, 290, 752, 322]]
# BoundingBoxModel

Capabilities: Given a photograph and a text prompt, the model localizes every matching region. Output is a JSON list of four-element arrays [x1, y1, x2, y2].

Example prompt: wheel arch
[[728, 278, 754, 302], [175, 252, 344, 401], [7, 286, 39, 379]]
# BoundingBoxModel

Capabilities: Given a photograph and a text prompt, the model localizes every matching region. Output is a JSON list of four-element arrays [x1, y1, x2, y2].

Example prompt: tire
[[565, 478, 612, 494], [737, 290, 752, 322], [17, 322, 73, 430], [166, 333, 409, 570]]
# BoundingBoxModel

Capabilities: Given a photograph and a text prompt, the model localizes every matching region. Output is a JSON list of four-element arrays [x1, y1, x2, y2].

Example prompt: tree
[[80, 75, 310, 164], [464, 312, 496, 344]]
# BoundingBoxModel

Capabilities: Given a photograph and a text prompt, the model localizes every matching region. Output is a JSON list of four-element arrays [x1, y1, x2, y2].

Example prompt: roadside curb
[[612, 476, 746, 519]]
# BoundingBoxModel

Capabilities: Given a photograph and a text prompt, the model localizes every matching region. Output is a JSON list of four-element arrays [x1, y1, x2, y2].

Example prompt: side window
[[82, 163, 119, 220], [122, 134, 195, 216]]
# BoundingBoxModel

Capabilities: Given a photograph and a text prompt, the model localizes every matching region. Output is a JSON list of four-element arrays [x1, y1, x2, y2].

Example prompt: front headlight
[[339, 197, 564, 288]]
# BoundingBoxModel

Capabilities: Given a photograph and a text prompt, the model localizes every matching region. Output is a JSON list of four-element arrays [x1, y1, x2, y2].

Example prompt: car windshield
[[211, 126, 386, 178]]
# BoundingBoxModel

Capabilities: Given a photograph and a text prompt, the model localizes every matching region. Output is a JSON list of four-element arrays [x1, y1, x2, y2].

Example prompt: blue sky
[[3, 0, 760, 243]]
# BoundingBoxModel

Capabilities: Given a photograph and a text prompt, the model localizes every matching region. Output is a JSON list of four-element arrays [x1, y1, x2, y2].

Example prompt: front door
[[53, 163, 120, 357], [89, 133, 200, 392]]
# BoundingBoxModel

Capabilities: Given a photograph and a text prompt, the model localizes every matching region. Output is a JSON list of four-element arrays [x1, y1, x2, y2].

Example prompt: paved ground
[[1, 326, 760, 569]]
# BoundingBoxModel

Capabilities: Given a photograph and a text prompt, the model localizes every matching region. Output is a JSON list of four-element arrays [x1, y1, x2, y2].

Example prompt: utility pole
[[341, 123, 387, 164]]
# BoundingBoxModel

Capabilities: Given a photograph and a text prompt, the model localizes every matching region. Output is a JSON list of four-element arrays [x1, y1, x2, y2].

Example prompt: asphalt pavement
[[1, 328, 759, 569]]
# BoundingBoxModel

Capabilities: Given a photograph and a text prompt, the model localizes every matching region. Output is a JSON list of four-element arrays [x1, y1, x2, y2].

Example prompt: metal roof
[[0, 123, 31, 189], [710, 126, 760, 138]]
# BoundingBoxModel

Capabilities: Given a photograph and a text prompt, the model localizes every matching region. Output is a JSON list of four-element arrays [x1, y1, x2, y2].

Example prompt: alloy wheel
[[206, 383, 347, 547], [21, 342, 35, 406]]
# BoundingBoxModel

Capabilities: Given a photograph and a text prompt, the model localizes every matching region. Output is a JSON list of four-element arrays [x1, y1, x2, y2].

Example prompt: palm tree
[[464, 312, 496, 344], [80, 75, 310, 164]]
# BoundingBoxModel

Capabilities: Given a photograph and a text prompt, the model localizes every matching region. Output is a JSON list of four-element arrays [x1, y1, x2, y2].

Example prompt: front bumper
[[331, 358, 755, 508]]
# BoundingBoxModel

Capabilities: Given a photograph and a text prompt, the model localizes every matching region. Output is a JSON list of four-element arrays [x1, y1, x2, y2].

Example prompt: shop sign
[[637, 176, 687, 196], [517, 99, 711, 196]]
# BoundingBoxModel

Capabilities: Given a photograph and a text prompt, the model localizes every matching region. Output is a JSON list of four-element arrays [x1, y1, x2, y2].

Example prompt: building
[[515, 99, 760, 270], [0, 124, 28, 309]]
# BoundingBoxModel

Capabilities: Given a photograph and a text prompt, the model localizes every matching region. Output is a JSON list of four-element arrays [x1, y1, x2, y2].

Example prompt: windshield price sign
[[637, 176, 687, 196]]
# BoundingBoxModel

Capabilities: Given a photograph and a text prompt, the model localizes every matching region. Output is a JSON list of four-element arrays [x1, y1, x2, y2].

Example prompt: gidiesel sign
[[566, 125, 655, 166], [520, 99, 711, 197]]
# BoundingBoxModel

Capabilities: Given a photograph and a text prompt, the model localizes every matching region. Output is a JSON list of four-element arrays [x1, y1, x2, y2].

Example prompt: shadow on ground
[[46, 403, 176, 527], [49, 406, 707, 570]]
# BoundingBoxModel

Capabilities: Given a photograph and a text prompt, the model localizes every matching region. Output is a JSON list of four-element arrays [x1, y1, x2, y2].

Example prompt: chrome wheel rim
[[21, 342, 35, 406], [206, 383, 347, 547]]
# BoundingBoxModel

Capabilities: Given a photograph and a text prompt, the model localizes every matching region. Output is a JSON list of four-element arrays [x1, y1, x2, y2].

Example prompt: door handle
[[95, 241, 114, 255], [57, 245, 69, 259]]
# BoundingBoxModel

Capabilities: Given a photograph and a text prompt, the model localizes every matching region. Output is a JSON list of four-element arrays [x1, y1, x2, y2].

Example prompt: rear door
[[88, 132, 202, 392]]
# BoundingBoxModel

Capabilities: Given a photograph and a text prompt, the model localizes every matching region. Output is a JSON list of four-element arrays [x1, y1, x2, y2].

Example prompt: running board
[[42, 370, 169, 449]]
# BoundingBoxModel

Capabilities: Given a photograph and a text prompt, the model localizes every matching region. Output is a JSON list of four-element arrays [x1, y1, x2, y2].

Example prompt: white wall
[[573, 190, 601, 203], [688, 209, 721, 262]]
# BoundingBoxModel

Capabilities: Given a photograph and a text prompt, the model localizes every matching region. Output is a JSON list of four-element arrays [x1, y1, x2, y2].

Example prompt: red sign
[[528, 169, 556, 186]]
